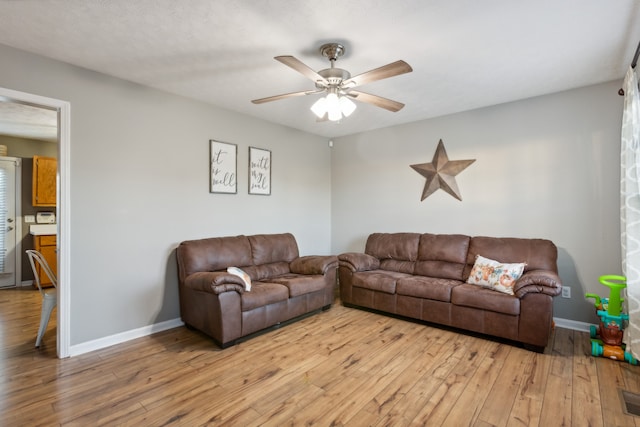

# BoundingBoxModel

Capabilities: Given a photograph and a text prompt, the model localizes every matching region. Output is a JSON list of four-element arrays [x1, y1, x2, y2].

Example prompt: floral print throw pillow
[[467, 255, 526, 295]]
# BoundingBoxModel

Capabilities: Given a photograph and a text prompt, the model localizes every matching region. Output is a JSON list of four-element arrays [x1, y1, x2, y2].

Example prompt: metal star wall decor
[[410, 139, 475, 201]]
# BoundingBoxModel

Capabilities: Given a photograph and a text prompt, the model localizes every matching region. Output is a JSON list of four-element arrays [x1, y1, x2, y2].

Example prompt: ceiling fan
[[251, 43, 413, 121]]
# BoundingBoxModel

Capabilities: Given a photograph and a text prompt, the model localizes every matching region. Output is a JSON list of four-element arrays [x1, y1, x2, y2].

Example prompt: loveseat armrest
[[184, 271, 246, 295], [290, 255, 338, 275], [514, 269, 562, 298], [338, 252, 380, 272]]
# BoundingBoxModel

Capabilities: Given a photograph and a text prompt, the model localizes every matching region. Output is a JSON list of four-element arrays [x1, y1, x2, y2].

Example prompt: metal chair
[[26, 249, 57, 347]]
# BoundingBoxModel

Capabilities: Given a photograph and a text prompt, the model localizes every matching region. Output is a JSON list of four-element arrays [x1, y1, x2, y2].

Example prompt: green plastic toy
[[585, 275, 637, 365]]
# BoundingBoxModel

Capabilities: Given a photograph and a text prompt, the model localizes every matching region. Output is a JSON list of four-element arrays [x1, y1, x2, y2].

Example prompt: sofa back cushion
[[415, 233, 470, 280], [177, 235, 252, 279], [365, 233, 420, 274], [465, 236, 558, 278], [248, 233, 299, 265]]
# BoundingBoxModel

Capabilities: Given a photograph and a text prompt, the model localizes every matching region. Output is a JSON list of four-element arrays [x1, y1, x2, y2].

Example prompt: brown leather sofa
[[177, 233, 337, 348], [338, 233, 562, 351]]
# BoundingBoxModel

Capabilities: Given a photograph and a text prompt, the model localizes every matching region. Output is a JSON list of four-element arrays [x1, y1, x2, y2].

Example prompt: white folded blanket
[[227, 267, 251, 291]]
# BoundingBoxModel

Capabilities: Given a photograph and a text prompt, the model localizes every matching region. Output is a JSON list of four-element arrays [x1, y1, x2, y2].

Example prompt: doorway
[[0, 86, 70, 358]]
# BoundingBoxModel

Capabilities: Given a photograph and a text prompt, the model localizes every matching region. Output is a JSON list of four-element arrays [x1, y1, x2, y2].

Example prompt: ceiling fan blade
[[275, 55, 328, 85], [342, 60, 412, 87], [348, 90, 405, 112], [251, 90, 318, 104]]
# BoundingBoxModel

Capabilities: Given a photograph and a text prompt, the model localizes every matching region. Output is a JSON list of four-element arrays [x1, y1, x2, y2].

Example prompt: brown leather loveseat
[[177, 233, 337, 348], [338, 233, 562, 351]]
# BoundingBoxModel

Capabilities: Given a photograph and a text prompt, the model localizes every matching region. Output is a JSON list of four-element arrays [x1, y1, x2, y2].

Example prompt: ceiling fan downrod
[[317, 43, 350, 87]]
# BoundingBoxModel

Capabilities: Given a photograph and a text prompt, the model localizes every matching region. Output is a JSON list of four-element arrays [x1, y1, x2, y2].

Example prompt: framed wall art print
[[248, 146, 271, 195], [210, 140, 237, 194]]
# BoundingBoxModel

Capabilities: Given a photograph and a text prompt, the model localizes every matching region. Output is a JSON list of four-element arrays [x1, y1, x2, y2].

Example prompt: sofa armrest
[[514, 270, 562, 298], [290, 255, 338, 275], [338, 252, 380, 272], [184, 271, 246, 295]]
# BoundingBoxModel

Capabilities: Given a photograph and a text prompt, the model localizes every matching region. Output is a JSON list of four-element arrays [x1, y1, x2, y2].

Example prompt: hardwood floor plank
[[325, 325, 432, 424], [505, 350, 550, 427], [538, 326, 574, 426], [475, 344, 531, 427], [596, 354, 637, 426], [349, 330, 442, 425], [247, 383, 326, 427], [373, 330, 473, 426], [409, 335, 491, 425], [440, 340, 504, 426], [572, 330, 604, 427]]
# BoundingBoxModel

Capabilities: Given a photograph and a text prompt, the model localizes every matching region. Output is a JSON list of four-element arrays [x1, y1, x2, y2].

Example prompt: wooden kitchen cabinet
[[34, 235, 57, 288], [32, 156, 57, 206]]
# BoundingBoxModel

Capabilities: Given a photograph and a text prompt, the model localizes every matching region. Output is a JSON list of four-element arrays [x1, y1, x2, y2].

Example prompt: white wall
[[331, 81, 623, 323], [0, 44, 332, 346]]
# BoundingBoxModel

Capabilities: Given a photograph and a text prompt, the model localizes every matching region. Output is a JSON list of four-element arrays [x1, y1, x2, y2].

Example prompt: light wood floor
[[2, 287, 640, 426]]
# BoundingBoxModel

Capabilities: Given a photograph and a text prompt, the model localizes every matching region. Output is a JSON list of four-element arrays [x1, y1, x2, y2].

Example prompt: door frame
[[0, 87, 70, 358]]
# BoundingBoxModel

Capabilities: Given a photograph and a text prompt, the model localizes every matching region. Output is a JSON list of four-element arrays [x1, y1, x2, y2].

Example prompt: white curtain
[[621, 65, 640, 359]]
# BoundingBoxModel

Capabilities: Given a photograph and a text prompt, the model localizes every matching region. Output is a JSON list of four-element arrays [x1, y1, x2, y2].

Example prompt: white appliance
[[36, 212, 55, 224]]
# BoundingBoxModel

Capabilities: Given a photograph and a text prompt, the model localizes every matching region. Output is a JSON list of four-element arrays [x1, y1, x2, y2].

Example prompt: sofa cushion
[[451, 284, 520, 315], [415, 233, 470, 280], [396, 276, 463, 302], [380, 259, 415, 274], [467, 255, 525, 295], [365, 233, 420, 262], [466, 237, 558, 276], [241, 282, 289, 312], [270, 274, 327, 297], [248, 233, 299, 265], [243, 262, 290, 281], [178, 235, 252, 278], [352, 270, 413, 294]]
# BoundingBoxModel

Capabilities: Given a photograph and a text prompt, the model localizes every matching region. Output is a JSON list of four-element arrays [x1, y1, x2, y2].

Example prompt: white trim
[[14, 157, 21, 288], [0, 86, 71, 358], [554, 317, 592, 332], [57, 96, 71, 358], [68, 318, 184, 357]]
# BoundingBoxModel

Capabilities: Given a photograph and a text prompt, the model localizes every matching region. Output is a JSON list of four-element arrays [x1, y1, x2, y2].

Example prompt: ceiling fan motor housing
[[316, 68, 351, 88]]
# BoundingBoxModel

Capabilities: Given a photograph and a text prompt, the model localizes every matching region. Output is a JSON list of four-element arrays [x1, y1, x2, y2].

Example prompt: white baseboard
[[68, 317, 184, 357], [19, 280, 33, 287], [554, 317, 592, 332]]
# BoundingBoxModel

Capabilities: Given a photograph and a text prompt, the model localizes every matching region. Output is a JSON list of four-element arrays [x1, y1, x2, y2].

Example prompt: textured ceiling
[[0, 0, 639, 140], [0, 102, 57, 142]]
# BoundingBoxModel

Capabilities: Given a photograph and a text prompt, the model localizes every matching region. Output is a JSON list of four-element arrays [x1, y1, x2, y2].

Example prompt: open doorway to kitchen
[[0, 87, 70, 358]]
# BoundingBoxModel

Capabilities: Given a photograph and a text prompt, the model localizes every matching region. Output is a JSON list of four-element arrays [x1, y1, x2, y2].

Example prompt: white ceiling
[[0, 0, 639, 139], [0, 102, 57, 142]]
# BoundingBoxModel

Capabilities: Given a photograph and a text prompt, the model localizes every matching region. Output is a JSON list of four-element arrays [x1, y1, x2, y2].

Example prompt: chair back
[[26, 249, 57, 294]]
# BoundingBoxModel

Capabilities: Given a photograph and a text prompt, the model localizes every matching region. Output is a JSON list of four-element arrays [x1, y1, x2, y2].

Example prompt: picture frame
[[210, 140, 237, 194], [248, 146, 271, 195]]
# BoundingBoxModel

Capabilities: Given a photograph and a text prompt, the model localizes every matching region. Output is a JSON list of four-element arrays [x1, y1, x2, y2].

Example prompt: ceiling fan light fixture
[[311, 93, 357, 121], [310, 97, 327, 117], [340, 96, 356, 117], [326, 93, 342, 121]]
